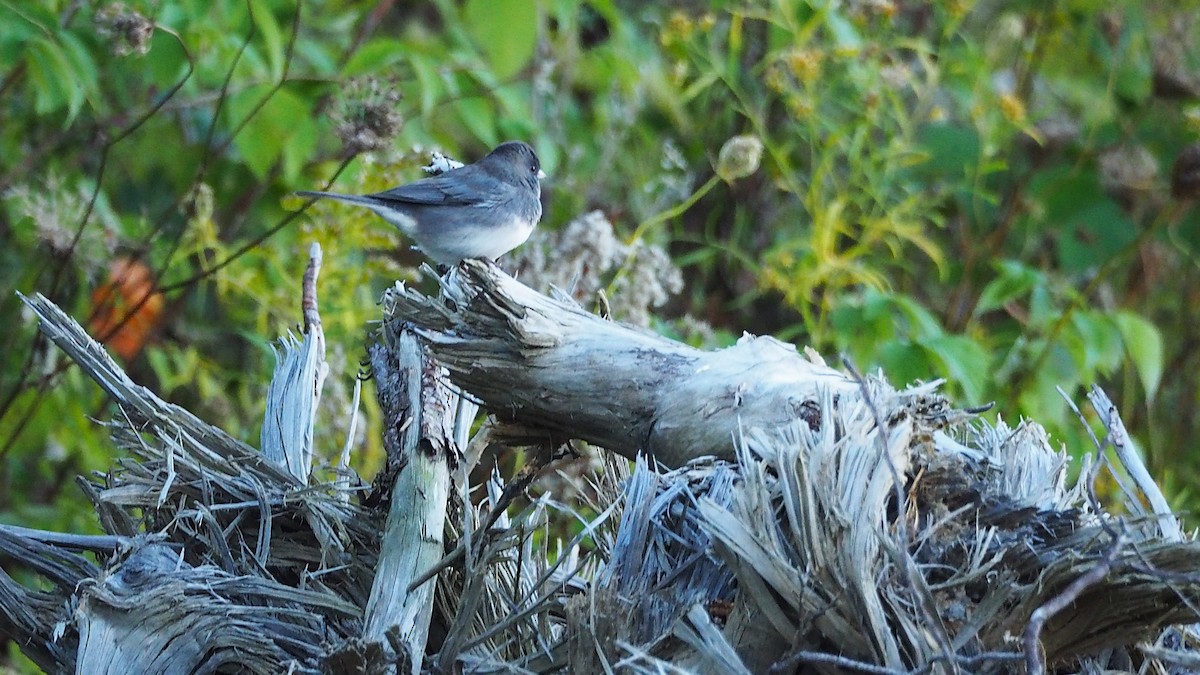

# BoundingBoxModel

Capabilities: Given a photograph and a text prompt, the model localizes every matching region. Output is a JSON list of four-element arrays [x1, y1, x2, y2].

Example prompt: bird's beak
[[537, 169, 547, 180]]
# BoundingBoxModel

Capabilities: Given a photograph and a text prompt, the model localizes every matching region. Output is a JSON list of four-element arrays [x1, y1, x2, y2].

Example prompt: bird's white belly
[[423, 214, 536, 264]]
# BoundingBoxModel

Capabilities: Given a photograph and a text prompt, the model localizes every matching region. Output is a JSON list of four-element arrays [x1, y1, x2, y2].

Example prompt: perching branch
[[385, 260, 860, 467]]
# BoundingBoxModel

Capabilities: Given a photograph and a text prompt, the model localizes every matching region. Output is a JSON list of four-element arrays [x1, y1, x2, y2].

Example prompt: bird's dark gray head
[[483, 141, 543, 188]]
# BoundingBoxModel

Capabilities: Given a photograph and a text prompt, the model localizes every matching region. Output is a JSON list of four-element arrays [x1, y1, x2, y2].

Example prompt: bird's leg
[[481, 256, 504, 274]]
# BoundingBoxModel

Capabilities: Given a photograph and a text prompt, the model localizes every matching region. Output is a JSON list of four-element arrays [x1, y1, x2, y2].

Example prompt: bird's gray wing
[[369, 166, 501, 207]]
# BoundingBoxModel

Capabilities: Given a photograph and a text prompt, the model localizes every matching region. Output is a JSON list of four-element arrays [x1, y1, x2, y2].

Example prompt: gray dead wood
[[5, 257, 1200, 675], [8, 291, 374, 667], [75, 542, 357, 674], [358, 325, 458, 672], [260, 327, 326, 483], [7, 248, 468, 673], [260, 244, 329, 484], [385, 260, 859, 467], [380, 261, 1200, 672]]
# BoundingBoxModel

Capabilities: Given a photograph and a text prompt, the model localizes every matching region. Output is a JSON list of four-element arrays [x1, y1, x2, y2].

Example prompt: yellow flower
[[660, 11, 694, 47], [788, 96, 814, 120], [765, 64, 790, 93], [784, 48, 824, 84], [998, 92, 1026, 124]]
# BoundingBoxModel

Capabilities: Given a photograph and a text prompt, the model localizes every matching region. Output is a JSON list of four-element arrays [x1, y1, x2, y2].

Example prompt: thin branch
[[1023, 533, 1126, 675], [770, 649, 903, 674], [0, 21, 196, 453]]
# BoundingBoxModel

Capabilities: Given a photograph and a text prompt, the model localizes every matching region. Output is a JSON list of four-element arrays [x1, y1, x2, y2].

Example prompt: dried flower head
[[95, 4, 154, 57], [5, 174, 118, 270], [716, 135, 764, 183], [608, 241, 684, 327], [333, 77, 403, 156], [510, 210, 683, 327], [510, 211, 624, 299], [660, 10, 695, 49]]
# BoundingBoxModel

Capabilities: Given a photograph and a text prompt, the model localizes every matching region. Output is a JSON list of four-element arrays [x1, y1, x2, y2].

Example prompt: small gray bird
[[298, 141, 545, 264]]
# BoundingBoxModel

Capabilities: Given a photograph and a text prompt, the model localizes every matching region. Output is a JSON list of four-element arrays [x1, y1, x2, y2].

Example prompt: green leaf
[[1054, 198, 1136, 272], [145, 28, 190, 84], [831, 296, 893, 363], [913, 123, 980, 178], [1018, 365, 1070, 431], [343, 38, 407, 77], [824, 8, 863, 50], [1026, 164, 1136, 271], [463, 0, 537, 79], [878, 340, 933, 389], [1068, 311, 1124, 375], [887, 293, 944, 339], [228, 86, 313, 180], [457, 96, 497, 147], [249, 2, 285, 81], [920, 334, 990, 404], [1027, 284, 1056, 329], [974, 261, 1042, 316], [26, 36, 82, 122], [56, 29, 100, 121], [409, 54, 443, 117], [1110, 17, 1152, 105], [1114, 311, 1164, 399]]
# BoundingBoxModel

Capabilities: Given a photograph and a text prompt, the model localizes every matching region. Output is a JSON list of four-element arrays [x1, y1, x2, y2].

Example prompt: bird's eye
[[531, 164, 538, 174]]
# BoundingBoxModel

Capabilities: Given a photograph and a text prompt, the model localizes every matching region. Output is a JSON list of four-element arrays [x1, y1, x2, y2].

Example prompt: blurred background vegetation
[[2, 0, 1200, 663]]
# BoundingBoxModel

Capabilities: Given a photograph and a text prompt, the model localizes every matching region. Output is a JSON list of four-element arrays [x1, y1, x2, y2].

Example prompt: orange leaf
[[88, 258, 165, 361]]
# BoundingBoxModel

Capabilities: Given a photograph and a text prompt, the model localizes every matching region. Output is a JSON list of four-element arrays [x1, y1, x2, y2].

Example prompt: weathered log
[[386, 260, 861, 467]]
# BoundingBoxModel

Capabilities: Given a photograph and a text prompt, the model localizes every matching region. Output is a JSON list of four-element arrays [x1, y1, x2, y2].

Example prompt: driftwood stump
[[2, 255, 1199, 674]]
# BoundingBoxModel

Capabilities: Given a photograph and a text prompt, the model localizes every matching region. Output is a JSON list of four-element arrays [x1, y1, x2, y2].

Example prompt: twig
[[335, 377, 362, 501], [0, 524, 125, 552], [1056, 386, 1118, 538], [1087, 386, 1180, 542], [774, 649, 1027, 675], [405, 469, 538, 593], [770, 649, 903, 674], [1023, 533, 1126, 675], [911, 652, 1025, 675], [159, 1, 313, 292], [0, 19, 197, 452], [302, 243, 323, 332]]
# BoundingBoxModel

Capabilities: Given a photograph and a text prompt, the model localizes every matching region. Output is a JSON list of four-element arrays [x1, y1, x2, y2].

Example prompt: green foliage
[[2, 2, 1200, 633], [628, 1, 1197, 503]]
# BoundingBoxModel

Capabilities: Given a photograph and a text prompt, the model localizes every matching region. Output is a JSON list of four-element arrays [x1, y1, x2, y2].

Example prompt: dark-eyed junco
[[298, 141, 545, 264]]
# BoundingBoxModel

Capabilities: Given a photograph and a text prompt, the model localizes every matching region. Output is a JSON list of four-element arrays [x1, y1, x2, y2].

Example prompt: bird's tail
[[296, 190, 416, 235], [295, 190, 381, 208]]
